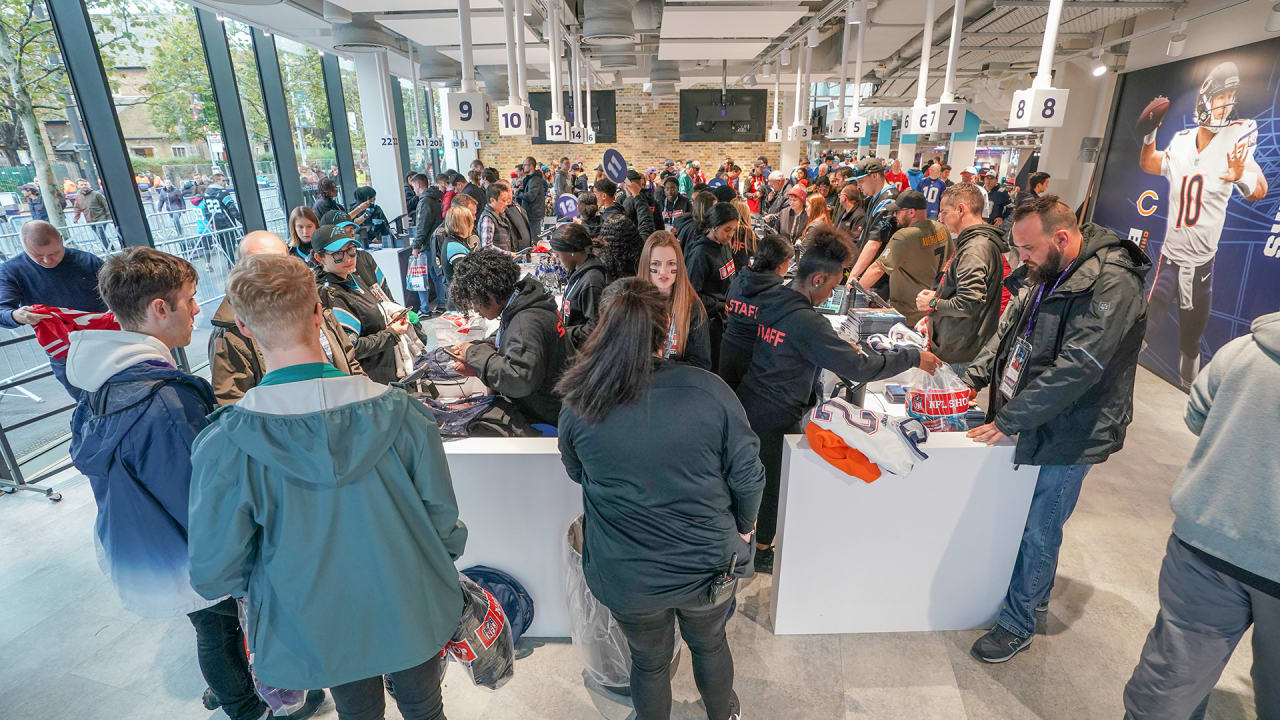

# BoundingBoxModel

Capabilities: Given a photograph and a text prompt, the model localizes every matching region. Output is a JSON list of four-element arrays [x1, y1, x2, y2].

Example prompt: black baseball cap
[[851, 157, 886, 179], [313, 222, 360, 252], [320, 208, 352, 225], [886, 190, 927, 213], [626, 169, 644, 183]]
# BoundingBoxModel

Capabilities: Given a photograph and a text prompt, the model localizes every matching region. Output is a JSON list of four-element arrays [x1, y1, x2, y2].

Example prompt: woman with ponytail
[[718, 232, 794, 389], [637, 231, 710, 369], [557, 278, 763, 720], [683, 201, 741, 371]]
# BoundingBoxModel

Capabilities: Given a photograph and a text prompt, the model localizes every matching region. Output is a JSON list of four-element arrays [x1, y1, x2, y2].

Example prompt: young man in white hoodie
[[66, 247, 321, 720]]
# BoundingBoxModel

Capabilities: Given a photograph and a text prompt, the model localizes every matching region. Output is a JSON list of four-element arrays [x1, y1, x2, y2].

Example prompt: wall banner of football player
[[1089, 36, 1277, 391]]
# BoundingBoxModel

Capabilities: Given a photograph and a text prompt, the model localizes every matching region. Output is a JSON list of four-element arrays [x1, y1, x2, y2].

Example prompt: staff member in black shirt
[[684, 202, 740, 372], [552, 223, 607, 352], [738, 227, 941, 573], [557, 278, 763, 720], [719, 233, 793, 389]]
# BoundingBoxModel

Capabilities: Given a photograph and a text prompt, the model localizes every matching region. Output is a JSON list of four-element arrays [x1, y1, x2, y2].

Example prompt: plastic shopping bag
[[445, 574, 516, 690], [905, 362, 971, 432], [235, 599, 309, 716], [406, 254, 429, 292]]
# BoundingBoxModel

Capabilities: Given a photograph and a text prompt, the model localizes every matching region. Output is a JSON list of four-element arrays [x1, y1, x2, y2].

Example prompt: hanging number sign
[[930, 103, 968, 133], [844, 116, 867, 140], [908, 106, 939, 134], [569, 126, 585, 143], [768, 127, 782, 142], [1009, 88, 1069, 129], [545, 119, 567, 142], [498, 104, 529, 137], [585, 128, 597, 145], [447, 91, 486, 132], [428, 137, 443, 150]]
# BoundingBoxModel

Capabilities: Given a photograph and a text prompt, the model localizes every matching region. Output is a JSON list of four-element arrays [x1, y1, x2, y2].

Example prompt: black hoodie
[[718, 268, 787, 388], [673, 212, 701, 249], [659, 193, 692, 228], [562, 256, 608, 351], [929, 222, 1010, 364], [413, 186, 444, 253], [737, 284, 920, 430], [464, 276, 566, 426], [683, 231, 736, 320]]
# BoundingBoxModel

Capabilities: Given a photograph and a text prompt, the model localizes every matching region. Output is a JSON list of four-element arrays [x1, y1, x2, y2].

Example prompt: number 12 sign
[[447, 91, 486, 132]]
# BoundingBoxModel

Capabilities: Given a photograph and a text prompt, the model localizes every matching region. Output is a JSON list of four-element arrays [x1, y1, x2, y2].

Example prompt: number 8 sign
[[447, 90, 486, 132]]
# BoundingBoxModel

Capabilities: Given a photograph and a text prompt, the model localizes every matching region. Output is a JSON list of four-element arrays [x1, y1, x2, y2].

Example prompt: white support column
[[353, 51, 406, 220]]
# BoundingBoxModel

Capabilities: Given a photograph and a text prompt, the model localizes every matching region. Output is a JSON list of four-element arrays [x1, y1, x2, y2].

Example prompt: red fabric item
[[442, 189, 456, 215], [1000, 255, 1012, 313], [29, 304, 119, 359]]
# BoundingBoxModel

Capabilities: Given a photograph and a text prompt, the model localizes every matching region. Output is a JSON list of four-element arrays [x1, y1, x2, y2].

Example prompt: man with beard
[[961, 195, 1150, 664]]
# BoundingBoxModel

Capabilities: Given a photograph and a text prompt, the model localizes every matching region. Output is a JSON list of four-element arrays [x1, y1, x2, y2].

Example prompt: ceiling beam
[[992, 0, 1184, 7]]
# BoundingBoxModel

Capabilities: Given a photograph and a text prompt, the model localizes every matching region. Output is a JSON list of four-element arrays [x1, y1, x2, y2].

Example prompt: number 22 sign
[[447, 91, 486, 132]]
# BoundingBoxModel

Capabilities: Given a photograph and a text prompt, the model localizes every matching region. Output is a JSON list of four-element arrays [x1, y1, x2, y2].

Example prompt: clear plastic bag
[[905, 362, 971, 432], [565, 516, 680, 694], [444, 574, 516, 690], [235, 598, 308, 716]]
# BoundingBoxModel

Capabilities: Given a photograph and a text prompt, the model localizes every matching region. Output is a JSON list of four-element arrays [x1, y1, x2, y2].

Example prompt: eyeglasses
[[325, 246, 359, 261]]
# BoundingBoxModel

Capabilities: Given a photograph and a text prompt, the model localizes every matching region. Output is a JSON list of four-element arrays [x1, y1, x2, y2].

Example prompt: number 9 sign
[[447, 90, 486, 132]]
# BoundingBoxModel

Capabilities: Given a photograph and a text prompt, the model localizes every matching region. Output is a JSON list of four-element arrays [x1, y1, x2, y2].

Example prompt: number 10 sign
[[447, 91, 486, 132], [1008, 87, 1069, 129]]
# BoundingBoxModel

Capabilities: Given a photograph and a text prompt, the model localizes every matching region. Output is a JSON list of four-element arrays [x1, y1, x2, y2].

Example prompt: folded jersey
[[805, 398, 929, 481]]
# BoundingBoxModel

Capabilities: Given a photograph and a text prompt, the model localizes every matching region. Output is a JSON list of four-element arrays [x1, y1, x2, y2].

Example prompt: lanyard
[[494, 289, 521, 346], [1023, 262, 1075, 337]]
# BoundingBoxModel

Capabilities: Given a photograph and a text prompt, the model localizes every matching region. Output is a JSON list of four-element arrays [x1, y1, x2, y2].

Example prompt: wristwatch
[[928, 298, 939, 310]]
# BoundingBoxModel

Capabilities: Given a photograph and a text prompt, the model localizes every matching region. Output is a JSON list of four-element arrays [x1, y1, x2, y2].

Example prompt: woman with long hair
[[736, 227, 940, 573], [577, 191, 602, 239], [556, 278, 763, 720], [803, 193, 832, 239], [683, 202, 739, 371], [288, 206, 321, 262], [674, 190, 717, 248], [637, 231, 710, 369], [598, 214, 645, 284], [729, 196, 756, 272], [718, 232, 793, 389]]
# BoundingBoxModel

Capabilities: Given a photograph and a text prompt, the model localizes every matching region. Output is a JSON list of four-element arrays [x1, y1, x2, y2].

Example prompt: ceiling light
[[1167, 32, 1186, 57], [1269, 3, 1280, 32], [807, 28, 820, 48], [761, 63, 770, 78], [847, 0, 861, 23], [1090, 47, 1106, 77], [781, 48, 792, 66]]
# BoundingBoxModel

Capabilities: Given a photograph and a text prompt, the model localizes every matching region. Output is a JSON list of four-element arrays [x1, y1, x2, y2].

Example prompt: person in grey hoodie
[[1122, 312, 1280, 720]]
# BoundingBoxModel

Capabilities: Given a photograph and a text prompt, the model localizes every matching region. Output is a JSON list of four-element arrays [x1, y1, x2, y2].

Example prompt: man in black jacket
[[917, 183, 1009, 373], [622, 169, 657, 237], [449, 249, 565, 426], [515, 156, 547, 242], [963, 195, 1150, 664]]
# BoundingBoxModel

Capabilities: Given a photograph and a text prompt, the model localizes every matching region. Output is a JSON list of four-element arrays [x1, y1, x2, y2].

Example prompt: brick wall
[[477, 86, 782, 175]]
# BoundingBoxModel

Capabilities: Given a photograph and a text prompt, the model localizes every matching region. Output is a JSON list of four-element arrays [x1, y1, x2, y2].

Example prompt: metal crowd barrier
[[0, 334, 74, 502]]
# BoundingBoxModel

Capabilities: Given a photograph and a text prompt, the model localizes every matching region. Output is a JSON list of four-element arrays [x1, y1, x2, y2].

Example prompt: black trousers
[[753, 418, 802, 547], [329, 654, 448, 720], [611, 592, 737, 720], [187, 598, 267, 720]]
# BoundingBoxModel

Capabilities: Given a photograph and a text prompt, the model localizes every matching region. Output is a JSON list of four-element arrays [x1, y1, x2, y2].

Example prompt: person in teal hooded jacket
[[187, 254, 467, 720]]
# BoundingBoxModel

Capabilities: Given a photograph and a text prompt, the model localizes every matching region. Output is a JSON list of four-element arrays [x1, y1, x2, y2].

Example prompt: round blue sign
[[708, 178, 727, 189], [555, 193, 579, 219], [602, 149, 628, 184]]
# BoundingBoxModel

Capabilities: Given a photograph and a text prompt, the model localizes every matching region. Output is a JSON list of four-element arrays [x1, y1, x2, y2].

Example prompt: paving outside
[[0, 368, 1257, 720]]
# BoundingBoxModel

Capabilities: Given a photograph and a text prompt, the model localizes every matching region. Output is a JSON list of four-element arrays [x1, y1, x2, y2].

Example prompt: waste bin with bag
[[565, 516, 680, 695]]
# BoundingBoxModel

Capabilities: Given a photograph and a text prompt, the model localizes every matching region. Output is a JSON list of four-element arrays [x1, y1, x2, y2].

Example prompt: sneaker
[[753, 546, 774, 575], [284, 689, 326, 720], [970, 625, 1033, 663], [727, 689, 742, 720]]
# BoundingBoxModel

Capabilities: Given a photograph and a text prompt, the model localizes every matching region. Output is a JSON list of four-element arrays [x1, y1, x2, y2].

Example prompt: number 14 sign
[[1008, 87, 1069, 129]]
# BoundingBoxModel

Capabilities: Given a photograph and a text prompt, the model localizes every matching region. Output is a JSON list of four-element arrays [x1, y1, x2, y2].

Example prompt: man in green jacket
[[963, 194, 1149, 664], [188, 254, 467, 718]]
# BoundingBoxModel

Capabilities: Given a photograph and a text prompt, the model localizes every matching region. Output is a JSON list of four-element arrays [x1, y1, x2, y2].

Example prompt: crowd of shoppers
[[10, 141, 1271, 720]]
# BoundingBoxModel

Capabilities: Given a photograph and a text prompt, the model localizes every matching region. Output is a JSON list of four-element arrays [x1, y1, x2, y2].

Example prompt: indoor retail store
[[1, 0, 1277, 718]]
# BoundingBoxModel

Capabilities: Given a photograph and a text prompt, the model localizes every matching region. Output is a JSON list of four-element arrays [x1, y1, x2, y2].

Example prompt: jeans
[[329, 654, 448, 720], [996, 463, 1091, 639], [48, 357, 82, 403], [1123, 535, 1280, 720], [187, 597, 268, 720], [611, 592, 737, 720], [415, 291, 434, 315]]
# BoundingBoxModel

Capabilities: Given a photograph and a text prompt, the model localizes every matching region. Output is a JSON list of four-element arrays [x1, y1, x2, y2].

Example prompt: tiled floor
[[0, 368, 1257, 720]]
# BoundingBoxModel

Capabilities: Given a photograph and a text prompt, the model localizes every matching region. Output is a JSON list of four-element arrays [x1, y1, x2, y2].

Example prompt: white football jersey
[[1159, 118, 1260, 266], [808, 399, 929, 477]]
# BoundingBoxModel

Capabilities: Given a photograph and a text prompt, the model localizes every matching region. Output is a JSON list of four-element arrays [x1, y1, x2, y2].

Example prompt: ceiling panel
[[329, 0, 502, 11], [379, 15, 538, 46], [659, 5, 807, 39], [658, 39, 770, 60], [871, 0, 955, 25], [437, 46, 551, 66]]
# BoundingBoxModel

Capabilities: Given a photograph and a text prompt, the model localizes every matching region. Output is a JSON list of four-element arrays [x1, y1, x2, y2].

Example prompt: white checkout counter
[[769, 313, 1038, 634]]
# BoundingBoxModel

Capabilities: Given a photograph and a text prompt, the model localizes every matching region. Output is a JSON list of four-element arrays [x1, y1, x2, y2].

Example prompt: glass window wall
[[275, 36, 336, 210], [226, 20, 288, 238]]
